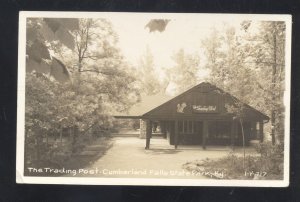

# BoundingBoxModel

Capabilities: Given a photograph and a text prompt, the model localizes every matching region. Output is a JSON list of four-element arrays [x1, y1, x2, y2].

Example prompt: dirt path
[[65, 137, 256, 179]]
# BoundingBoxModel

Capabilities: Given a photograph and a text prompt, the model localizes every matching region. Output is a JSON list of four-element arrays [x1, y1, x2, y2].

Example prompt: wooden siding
[[143, 82, 269, 122]]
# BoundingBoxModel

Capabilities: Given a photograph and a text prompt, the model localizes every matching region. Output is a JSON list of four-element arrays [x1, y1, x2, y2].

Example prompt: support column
[[145, 120, 152, 149], [230, 120, 236, 150], [174, 120, 178, 149], [259, 121, 264, 142], [139, 119, 147, 139], [202, 121, 208, 150]]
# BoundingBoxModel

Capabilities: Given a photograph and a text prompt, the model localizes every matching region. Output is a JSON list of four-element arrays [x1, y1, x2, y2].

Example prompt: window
[[178, 120, 194, 134]]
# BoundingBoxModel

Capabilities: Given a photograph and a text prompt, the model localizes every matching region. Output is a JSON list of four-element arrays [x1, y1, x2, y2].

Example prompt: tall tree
[[25, 18, 141, 166], [253, 21, 286, 144], [201, 27, 225, 88], [203, 22, 286, 145], [166, 49, 200, 94], [138, 46, 162, 95]]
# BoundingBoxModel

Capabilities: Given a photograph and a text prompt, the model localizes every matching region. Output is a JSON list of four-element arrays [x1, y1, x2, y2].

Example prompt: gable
[[143, 82, 269, 121], [143, 83, 225, 116]]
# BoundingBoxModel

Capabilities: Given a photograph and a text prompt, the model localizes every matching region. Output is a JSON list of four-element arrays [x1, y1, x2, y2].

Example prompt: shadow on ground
[[24, 137, 115, 176], [144, 149, 182, 155]]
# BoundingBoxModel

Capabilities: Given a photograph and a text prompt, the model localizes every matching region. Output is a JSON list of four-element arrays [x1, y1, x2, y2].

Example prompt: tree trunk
[[60, 126, 63, 146], [46, 132, 48, 148], [239, 118, 246, 170], [271, 22, 277, 145]]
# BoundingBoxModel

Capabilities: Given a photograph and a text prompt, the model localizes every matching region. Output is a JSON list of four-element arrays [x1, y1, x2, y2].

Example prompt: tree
[[226, 101, 247, 170], [137, 46, 162, 95], [253, 22, 286, 145], [203, 21, 286, 145], [26, 18, 79, 82], [25, 18, 141, 168], [201, 27, 226, 88], [166, 49, 200, 94]]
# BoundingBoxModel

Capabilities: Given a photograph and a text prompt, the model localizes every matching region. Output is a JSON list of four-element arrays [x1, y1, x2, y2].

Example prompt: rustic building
[[115, 82, 269, 149]]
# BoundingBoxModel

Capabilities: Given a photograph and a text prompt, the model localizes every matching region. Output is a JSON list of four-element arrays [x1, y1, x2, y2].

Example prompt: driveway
[[68, 137, 256, 179]]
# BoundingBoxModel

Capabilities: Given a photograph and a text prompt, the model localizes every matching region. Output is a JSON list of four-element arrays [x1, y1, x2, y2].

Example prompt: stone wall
[[139, 119, 147, 139]]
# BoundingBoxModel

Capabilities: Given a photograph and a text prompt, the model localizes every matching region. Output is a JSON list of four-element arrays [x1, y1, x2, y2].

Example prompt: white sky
[[109, 16, 243, 75], [106, 15, 257, 95]]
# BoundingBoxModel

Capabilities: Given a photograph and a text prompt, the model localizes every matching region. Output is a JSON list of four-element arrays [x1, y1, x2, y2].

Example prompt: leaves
[[203, 21, 286, 143], [26, 18, 80, 82], [145, 19, 170, 33], [43, 18, 79, 50], [137, 47, 162, 95], [27, 40, 51, 62], [50, 57, 70, 83], [54, 27, 75, 50], [166, 49, 200, 94]]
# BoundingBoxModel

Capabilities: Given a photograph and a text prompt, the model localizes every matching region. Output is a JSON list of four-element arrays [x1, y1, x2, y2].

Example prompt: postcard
[[17, 12, 291, 186]]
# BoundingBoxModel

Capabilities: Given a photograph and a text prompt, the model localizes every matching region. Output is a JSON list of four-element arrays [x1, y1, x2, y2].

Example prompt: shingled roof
[[114, 82, 269, 121]]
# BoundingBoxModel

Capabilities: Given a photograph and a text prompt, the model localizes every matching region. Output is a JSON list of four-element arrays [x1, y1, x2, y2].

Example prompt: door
[[193, 121, 203, 144]]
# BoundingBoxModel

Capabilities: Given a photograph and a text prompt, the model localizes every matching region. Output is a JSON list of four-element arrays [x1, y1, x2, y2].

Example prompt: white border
[[17, 11, 291, 187]]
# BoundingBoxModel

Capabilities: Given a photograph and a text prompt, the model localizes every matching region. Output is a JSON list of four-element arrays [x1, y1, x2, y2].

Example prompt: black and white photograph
[[16, 12, 291, 186]]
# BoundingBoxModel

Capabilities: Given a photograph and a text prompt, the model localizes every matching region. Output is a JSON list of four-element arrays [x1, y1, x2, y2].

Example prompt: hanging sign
[[192, 105, 217, 113]]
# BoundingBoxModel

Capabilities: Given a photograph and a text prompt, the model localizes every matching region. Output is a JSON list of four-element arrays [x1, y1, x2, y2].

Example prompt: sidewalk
[[66, 137, 256, 179]]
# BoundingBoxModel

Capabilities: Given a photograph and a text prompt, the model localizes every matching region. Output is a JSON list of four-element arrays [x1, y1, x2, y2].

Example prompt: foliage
[[25, 18, 141, 169], [26, 18, 79, 82], [203, 22, 286, 144], [225, 100, 247, 170], [183, 147, 283, 180], [165, 49, 200, 94], [137, 47, 162, 95], [145, 19, 170, 33]]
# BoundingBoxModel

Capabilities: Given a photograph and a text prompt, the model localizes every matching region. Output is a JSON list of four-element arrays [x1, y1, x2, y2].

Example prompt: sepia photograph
[[16, 12, 291, 186]]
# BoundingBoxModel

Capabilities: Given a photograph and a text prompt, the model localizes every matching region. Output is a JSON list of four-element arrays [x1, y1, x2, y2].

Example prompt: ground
[[65, 136, 257, 179]]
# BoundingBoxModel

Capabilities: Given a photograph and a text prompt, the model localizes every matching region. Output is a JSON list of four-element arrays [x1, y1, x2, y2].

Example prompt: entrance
[[178, 121, 203, 145]]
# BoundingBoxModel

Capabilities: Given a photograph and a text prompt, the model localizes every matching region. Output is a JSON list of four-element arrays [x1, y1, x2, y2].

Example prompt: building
[[114, 82, 269, 149]]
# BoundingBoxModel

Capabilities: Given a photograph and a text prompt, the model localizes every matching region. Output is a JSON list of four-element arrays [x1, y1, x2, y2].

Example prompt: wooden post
[[202, 121, 208, 150], [230, 120, 235, 150], [259, 121, 264, 142], [174, 120, 178, 149], [145, 120, 152, 149]]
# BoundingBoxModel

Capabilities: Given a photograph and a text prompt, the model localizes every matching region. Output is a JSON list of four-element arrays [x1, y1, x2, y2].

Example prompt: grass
[[24, 136, 114, 176], [183, 152, 284, 180]]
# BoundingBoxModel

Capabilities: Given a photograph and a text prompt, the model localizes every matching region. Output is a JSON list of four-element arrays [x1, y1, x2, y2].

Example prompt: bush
[[254, 141, 284, 177], [183, 142, 284, 180]]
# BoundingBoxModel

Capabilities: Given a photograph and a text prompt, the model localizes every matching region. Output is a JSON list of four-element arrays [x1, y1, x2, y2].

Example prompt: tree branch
[[79, 69, 120, 76]]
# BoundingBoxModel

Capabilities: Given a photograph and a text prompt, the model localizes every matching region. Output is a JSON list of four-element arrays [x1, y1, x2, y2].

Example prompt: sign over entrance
[[192, 105, 217, 113]]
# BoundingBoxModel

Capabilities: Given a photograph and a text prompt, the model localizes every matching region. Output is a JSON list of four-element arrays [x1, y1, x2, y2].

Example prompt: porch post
[[145, 120, 152, 149], [202, 120, 208, 150], [174, 120, 178, 149], [231, 120, 235, 150], [259, 121, 264, 142]]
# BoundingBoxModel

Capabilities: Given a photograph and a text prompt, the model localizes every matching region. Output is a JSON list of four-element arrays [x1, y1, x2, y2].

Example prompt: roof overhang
[[113, 115, 142, 119]]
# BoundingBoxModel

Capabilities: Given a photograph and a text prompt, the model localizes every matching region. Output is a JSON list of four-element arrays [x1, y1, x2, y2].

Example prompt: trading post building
[[115, 82, 269, 150]]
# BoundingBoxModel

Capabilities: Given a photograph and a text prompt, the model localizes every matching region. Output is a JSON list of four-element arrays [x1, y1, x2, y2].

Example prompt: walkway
[[66, 137, 256, 179]]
